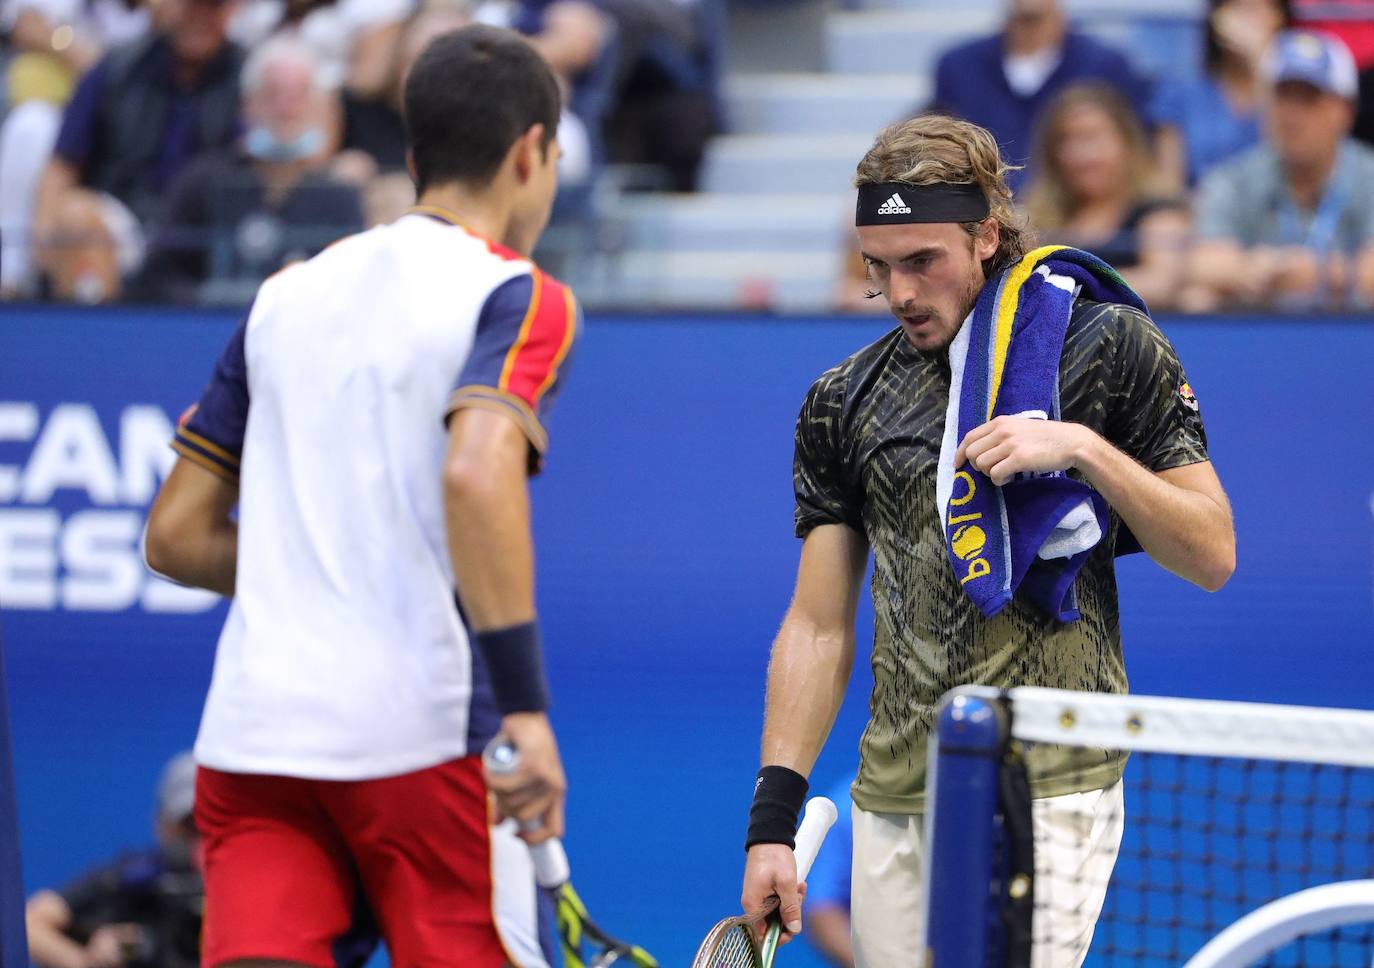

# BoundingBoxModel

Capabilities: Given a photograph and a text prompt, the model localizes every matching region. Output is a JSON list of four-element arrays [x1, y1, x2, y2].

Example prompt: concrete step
[[609, 192, 852, 251], [857, 0, 999, 11], [856, 0, 1202, 16], [827, 3, 1201, 78], [1068, 0, 1204, 17], [824, 9, 999, 75], [725, 72, 925, 136], [699, 133, 875, 194], [581, 249, 843, 312]]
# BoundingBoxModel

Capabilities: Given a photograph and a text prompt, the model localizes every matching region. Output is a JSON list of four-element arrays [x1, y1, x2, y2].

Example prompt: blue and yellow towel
[[936, 246, 1145, 621]]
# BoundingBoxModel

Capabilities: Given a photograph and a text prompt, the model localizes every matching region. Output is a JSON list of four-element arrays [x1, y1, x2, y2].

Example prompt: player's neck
[[414, 185, 516, 252]]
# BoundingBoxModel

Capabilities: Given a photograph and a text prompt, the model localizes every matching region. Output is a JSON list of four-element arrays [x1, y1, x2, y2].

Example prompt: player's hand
[[84, 923, 144, 968], [487, 712, 566, 844], [955, 416, 1093, 486], [742, 843, 808, 945]]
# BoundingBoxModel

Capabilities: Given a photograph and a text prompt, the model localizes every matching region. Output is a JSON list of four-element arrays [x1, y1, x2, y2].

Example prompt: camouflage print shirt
[[793, 299, 1209, 814]]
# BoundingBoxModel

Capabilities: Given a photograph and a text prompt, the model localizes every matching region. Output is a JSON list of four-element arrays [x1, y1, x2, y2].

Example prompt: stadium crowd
[[2, 5, 1368, 968], [842, 0, 1374, 313], [1, 0, 1371, 308], [0, 0, 720, 303]]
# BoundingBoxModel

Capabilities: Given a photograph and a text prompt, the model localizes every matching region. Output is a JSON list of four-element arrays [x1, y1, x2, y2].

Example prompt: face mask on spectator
[[244, 126, 325, 163]]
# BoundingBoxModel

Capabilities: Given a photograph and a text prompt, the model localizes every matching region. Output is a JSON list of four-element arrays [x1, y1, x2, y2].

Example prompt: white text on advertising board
[[0, 402, 218, 613]]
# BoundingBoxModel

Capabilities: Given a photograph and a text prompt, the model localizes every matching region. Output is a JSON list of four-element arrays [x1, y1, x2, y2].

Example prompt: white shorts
[[849, 781, 1125, 968]]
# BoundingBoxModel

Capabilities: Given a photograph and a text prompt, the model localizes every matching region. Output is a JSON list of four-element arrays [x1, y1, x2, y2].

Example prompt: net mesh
[[1029, 750, 1374, 967]]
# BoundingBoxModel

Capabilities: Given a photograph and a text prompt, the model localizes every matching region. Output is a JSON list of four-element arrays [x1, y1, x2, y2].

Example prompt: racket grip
[[793, 796, 839, 881], [482, 734, 570, 889], [529, 837, 570, 889]]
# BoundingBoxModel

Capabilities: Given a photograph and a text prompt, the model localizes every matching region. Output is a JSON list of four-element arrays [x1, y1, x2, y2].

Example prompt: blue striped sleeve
[[171, 319, 249, 482], [446, 271, 580, 470]]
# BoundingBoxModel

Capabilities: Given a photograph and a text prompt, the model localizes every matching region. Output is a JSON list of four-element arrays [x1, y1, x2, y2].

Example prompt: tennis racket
[[483, 736, 659, 968], [689, 796, 840, 968]]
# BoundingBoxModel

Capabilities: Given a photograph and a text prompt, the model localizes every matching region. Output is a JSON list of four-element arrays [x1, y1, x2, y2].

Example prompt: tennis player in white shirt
[[145, 24, 580, 968]]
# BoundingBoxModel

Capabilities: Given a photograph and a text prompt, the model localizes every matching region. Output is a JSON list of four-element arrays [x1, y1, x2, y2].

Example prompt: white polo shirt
[[171, 208, 580, 780]]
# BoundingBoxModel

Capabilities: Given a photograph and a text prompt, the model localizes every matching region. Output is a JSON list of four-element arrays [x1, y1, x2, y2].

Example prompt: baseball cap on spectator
[[1264, 30, 1359, 99], [157, 751, 197, 823]]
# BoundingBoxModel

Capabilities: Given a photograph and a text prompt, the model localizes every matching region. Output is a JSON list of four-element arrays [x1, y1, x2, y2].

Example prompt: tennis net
[[921, 687, 1374, 968]]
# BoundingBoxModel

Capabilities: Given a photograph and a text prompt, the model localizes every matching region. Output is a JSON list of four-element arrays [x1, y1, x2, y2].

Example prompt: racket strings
[[696, 925, 760, 968]]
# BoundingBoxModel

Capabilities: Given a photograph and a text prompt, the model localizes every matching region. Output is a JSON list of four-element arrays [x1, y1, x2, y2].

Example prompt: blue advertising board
[[1, 305, 1371, 967]]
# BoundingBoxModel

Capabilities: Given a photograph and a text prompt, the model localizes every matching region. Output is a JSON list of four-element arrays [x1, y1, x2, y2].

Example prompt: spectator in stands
[[1292, 0, 1374, 148], [804, 776, 855, 968], [331, 3, 474, 225], [1025, 84, 1189, 309], [24, 752, 201, 968], [136, 35, 364, 303], [2, 0, 146, 83], [484, 0, 720, 191], [0, 0, 151, 296], [228, 0, 415, 96], [597, 0, 721, 191], [475, 0, 605, 203], [476, 0, 606, 90], [30, 0, 244, 303], [927, 0, 1151, 194], [333, 3, 594, 227], [1185, 30, 1374, 311], [1152, 0, 1292, 193]]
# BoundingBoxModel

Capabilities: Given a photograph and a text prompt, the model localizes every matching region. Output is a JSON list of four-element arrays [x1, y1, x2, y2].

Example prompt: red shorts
[[195, 757, 522, 968]]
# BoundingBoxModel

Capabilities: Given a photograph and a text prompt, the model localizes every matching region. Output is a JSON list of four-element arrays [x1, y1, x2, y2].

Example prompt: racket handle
[[482, 735, 571, 889], [793, 796, 839, 881], [529, 837, 570, 890]]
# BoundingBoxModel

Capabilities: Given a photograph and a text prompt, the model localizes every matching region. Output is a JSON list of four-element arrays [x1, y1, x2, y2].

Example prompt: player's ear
[[405, 149, 417, 188], [974, 218, 999, 264], [511, 124, 547, 184]]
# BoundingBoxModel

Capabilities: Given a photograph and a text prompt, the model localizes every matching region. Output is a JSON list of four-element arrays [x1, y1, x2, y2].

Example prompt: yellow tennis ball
[[952, 525, 987, 561]]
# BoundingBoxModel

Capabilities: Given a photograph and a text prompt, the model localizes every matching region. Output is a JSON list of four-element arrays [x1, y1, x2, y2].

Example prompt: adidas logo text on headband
[[856, 182, 991, 226]]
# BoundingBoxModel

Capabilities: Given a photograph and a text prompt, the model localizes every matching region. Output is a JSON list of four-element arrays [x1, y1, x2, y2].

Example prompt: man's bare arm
[[144, 459, 239, 595], [760, 525, 868, 774], [443, 408, 536, 629], [25, 891, 87, 968], [742, 524, 868, 938], [444, 407, 565, 841], [957, 417, 1235, 592], [1075, 443, 1235, 592]]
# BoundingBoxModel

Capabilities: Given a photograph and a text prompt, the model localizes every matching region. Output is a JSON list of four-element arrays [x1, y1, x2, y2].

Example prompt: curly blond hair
[[854, 114, 1032, 277]]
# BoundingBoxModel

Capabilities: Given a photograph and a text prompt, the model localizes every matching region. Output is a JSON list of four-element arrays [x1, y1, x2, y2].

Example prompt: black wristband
[[472, 621, 550, 715], [744, 765, 809, 851]]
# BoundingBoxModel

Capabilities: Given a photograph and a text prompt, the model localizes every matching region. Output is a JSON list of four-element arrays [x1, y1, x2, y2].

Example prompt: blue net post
[[0, 620, 26, 968], [923, 687, 1008, 967]]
